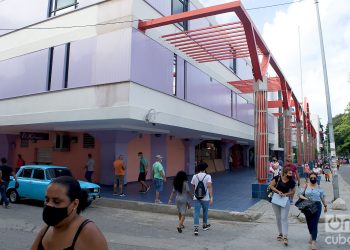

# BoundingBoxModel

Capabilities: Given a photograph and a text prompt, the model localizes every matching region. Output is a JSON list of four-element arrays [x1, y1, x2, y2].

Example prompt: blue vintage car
[[6, 165, 100, 204]]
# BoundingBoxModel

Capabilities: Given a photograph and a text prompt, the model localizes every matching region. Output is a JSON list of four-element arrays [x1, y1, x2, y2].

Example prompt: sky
[[198, 0, 350, 123]]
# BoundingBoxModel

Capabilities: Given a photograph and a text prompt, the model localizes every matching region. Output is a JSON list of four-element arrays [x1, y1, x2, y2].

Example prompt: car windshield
[[46, 168, 73, 180]]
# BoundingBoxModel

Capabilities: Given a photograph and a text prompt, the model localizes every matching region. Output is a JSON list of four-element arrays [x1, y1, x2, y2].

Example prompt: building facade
[[0, 0, 278, 185]]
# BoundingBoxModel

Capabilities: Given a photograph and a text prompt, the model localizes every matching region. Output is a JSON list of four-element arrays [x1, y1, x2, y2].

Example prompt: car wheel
[[7, 189, 19, 203]]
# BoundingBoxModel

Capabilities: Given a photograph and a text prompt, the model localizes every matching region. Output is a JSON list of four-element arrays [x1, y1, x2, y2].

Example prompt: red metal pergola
[[138, 1, 317, 183]]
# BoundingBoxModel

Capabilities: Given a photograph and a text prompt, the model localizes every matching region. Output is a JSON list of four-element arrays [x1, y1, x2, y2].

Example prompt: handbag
[[295, 186, 319, 215], [271, 193, 289, 207], [267, 176, 280, 202]]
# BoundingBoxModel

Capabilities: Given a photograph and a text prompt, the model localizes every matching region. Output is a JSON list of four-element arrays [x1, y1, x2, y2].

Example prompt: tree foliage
[[334, 102, 350, 156]]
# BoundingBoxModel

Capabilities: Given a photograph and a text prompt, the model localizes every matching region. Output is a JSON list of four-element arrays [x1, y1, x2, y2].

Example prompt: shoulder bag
[[267, 176, 280, 202], [295, 186, 319, 215]]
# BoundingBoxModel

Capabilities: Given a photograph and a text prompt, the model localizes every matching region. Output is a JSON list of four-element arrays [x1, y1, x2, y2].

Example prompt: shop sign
[[20, 132, 49, 140]]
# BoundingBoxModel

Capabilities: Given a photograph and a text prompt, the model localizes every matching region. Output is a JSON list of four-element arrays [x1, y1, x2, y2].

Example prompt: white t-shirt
[[191, 172, 212, 201], [313, 167, 322, 175], [86, 159, 95, 171]]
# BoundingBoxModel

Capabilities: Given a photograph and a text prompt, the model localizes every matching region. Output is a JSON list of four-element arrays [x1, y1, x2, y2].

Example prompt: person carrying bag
[[296, 173, 327, 250], [268, 168, 296, 246]]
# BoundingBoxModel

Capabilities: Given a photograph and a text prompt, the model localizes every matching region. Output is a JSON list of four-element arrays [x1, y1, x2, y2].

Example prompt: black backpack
[[194, 174, 207, 200]]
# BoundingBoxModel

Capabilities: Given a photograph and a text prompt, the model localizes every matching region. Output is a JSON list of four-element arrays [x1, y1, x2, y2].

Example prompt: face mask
[[310, 179, 317, 184], [43, 204, 72, 226], [287, 175, 293, 180]]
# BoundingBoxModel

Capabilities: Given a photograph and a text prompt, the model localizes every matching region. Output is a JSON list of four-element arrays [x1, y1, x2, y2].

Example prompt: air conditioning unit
[[54, 134, 70, 152]]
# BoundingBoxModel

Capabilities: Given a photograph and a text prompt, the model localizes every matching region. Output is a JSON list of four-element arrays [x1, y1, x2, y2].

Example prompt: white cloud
[[262, 0, 350, 122], [199, 0, 350, 122]]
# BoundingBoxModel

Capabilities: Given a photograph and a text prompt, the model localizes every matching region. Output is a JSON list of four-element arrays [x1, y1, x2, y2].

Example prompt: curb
[[94, 198, 263, 222]]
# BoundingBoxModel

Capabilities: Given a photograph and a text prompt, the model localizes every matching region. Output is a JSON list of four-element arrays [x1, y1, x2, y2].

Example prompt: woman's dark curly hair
[[173, 171, 188, 194], [51, 176, 89, 214]]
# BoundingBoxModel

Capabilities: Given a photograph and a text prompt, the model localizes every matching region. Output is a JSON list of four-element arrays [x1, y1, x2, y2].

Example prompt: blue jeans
[[85, 171, 93, 182], [305, 202, 322, 240], [0, 181, 9, 206], [154, 178, 163, 192], [194, 199, 209, 226]]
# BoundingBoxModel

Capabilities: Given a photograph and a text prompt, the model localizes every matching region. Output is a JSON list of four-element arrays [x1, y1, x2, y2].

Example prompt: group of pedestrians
[[269, 156, 328, 250]]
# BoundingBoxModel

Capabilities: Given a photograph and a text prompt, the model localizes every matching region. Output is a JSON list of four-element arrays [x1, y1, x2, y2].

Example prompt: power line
[[0, 0, 308, 32], [246, 0, 306, 11], [0, 20, 143, 31]]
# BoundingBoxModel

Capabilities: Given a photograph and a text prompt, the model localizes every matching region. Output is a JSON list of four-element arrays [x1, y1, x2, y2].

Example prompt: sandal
[[180, 225, 185, 229], [177, 227, 182, 233], [311, 242, 317, 250], [277, 234, 283, 241], [283, 236, 288, 246]]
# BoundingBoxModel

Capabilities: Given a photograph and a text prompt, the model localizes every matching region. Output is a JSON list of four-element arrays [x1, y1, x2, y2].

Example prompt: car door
[[16, 168, 33, 198], [31, 168, 50, 201]]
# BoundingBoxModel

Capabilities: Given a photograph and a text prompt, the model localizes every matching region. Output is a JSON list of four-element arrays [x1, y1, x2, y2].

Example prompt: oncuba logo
[[325, 215, 350, 233]]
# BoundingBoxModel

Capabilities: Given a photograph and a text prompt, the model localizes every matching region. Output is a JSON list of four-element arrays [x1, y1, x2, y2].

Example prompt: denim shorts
[[154, 178, 163, 192]]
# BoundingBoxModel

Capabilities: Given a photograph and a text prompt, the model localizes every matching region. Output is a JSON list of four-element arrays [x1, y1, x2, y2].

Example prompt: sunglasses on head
[[310, 178, 316, 180]]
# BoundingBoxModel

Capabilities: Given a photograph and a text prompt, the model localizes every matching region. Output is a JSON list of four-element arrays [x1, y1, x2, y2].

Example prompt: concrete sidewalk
[[256, 165, 350, 224], [96, 165, 350, 223]]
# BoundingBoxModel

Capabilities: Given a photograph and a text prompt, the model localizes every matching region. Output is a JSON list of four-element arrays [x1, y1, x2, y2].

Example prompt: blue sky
[[199, 0, 350, 124]]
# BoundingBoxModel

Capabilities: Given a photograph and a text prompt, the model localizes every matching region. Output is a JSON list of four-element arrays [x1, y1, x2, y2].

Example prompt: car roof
[[20, 165, 68, 170]]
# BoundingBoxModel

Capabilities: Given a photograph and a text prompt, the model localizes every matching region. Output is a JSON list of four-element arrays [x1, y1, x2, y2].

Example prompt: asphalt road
[[339, 164, 350, 185], [1, 200, 349, 250]]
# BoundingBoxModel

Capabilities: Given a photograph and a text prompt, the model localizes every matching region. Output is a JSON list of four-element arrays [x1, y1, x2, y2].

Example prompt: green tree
[[334, 102, 350, 156]]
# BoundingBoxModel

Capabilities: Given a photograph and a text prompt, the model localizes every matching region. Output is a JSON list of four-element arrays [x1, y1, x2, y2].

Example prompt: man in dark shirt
[[0, 157, 18, 208]]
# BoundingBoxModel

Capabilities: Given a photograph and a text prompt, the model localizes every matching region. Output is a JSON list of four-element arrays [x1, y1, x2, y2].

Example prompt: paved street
[[0, 200, 348, 250], [1, 165, 349, 249]]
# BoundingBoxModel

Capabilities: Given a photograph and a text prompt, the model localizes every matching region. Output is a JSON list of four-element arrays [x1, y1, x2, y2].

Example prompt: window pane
[[172, 0, 184, 14], [33, 169, 45, 180], [56, 0, 76, 10], [21, 169, 33, 178]]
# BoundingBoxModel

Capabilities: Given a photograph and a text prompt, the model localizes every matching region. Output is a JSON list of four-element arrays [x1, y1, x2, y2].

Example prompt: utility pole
[[314, 0, 339, 200]]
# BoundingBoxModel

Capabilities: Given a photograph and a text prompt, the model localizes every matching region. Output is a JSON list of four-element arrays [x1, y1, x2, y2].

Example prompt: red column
[[297, 122, 302, 166], [303, 128, 308, 163], [284, 110, 292, 161], [254, 79, 268, 184]]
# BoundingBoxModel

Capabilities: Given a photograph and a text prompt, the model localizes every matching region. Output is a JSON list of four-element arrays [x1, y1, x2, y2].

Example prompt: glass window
[[32, 169, 45, 180], [83, 133, 95, 148], [172, 54, 177, 96], [20, 168, 33, 178], [172, 0, 188, 30], [50, 0, 78, 16], [229, 58, 237, 74], [46, 168, 73, 180]]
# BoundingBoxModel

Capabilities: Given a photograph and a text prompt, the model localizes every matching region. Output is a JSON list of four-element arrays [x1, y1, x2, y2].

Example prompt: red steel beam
[[186, 44, 249, 56], [175, 33, 247, 48], [191, 49, 250, 59], [139, 1, 241, 31], [166, 25, 244, 43], [268, 100, 283, 109], [162, 21, 241, 38], [181, 40, 248, 53]]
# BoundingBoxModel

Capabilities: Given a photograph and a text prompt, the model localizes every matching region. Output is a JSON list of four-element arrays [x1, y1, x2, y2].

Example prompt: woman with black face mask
[[298, 173, 327, 250], [268, 168, 296, 246], [31, 176, 108, 250]]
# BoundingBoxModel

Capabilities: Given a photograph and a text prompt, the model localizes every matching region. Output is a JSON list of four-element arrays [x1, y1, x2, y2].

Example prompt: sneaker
[[4, 204, 9, 209], [194, 228, 199, 236], [290, 200, 294, 205], [119, 193, 126, 197], [203, 224, 211, 231], [155, 200, 163, 204]]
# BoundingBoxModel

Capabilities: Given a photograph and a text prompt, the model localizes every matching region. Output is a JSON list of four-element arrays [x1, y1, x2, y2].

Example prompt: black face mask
[[287, 175, 293, 180], [310, 179, 317, 184], [43, 204, 72, 226]]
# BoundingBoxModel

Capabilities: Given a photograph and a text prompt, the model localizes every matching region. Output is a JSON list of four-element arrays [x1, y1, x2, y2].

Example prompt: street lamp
[[314, 0, 339, 200]]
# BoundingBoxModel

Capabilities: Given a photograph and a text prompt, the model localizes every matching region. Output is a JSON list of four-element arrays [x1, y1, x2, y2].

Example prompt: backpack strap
[[201, 174, 207, 182]]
